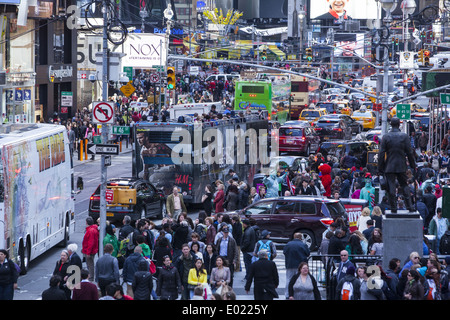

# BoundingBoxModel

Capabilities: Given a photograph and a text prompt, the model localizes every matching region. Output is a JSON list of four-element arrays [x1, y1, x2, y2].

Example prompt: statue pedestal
[[382, 210, 423, 271]]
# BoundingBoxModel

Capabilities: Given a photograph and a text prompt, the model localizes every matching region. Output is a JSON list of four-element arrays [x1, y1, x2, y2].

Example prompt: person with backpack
[[335, 265, 360, 300], [253, 230, 277, 262]]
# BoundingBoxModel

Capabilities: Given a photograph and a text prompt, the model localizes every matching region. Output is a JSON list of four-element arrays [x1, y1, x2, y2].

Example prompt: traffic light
[[424, 50, 431, 66], [167, 66, 175, 90], [261, 49, 267, 61], [395, 38, 399, 46], [418, 49, 424, 64], [306, 47, 313, 62]]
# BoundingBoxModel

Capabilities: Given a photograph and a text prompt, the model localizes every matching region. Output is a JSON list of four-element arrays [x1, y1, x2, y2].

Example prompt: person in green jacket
[[103, 224, 119, 257]]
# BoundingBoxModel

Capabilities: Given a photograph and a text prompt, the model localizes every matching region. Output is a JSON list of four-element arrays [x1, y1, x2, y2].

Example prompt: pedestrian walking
[[157, 255, 182, 300], [71, 269, 99, 300], [132, 259, 153, 300], [52, 249, 72, 299], [95, 243, 120, 297], [283, 233, 310, 299], [0, 249, 19, 300], [41, 275, 67, 300], [122, 246, 145, 298], [244, 250, 279, 300], [81, 216, 99, 282], [288, 262, 321, 300]]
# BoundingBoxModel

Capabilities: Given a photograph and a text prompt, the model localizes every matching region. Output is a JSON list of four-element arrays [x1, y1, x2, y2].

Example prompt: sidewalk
[[72, 140, 134, 168]]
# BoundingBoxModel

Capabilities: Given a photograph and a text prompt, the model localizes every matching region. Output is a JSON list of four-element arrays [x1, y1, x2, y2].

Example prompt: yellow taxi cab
[[351, 109, 377, 130], [333, 99, 353, 116], [298, 108, 328, 125]]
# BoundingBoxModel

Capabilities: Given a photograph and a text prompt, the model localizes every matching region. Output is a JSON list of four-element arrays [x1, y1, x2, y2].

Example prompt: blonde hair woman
[[371, 206, 383, 229], [357, 207, 372, 233]]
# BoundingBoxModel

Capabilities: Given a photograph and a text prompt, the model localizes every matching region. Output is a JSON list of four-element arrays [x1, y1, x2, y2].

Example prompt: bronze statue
[[378, 117, 416, 213]]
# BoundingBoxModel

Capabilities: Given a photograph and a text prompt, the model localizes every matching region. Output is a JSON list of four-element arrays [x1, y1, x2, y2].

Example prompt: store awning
[[268, 45, 285, 58]]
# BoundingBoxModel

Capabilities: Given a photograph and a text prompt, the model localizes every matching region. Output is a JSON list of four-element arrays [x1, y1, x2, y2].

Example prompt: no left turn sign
[[92, 101, 115, 124]]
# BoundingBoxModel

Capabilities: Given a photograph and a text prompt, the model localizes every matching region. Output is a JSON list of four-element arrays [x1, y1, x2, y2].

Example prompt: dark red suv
[[278, 121, 321, 156], [237, 196, 348, 250]]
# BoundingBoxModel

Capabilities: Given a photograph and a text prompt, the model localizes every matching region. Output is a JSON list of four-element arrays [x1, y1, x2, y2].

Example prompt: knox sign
[[121, 34, 168, 68]]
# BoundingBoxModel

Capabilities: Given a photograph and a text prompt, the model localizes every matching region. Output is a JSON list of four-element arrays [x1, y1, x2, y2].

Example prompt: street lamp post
[[401, 0, 416, 100], [298, 9, 306, 64]]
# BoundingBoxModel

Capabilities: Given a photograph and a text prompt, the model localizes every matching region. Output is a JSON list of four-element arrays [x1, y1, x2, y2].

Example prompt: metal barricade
[[308, 254, 382, 300]]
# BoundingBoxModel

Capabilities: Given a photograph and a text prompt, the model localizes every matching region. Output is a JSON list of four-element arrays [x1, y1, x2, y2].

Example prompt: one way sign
[[87, 143, 119, 155]]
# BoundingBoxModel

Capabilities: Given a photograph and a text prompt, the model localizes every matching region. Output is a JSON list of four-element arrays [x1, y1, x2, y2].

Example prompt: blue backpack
[[256, 240, 272, 260]]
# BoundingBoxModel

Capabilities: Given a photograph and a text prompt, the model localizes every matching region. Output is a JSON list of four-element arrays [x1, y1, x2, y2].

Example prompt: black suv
[[89, 178, 165, 222], [318, 140, 379, 160], [234, 196, 347, 250], [314, 115, 353, 141]]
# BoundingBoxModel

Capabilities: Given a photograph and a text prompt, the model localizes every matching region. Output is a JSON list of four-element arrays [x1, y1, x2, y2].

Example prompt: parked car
[[89, 178, 165, 222], [314, 115, 352, 141], [235, 196, 348, 250], [278, 121, 321, 156]]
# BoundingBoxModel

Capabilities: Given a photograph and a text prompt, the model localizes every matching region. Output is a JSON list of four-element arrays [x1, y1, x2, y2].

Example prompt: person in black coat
[[378, 117, 416, 212], [53, 250, 72, 299], [244, 250, 279, 300], [202, 185, 213, 216], [172, 220, 190, 257], [328, 229, 348, 262], [42, 275, 67, 300], [67, 243, 82, 271], [157, 256, 182, 300], [132, 259, 153, 300]]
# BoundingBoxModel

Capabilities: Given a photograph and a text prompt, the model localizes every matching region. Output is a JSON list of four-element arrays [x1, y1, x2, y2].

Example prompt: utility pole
[[98, 0, 109, 257]]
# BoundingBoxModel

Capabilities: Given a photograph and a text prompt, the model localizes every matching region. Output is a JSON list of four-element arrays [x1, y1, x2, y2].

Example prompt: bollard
[[79, 139, 83, 161], [120, 140, 122, 152]]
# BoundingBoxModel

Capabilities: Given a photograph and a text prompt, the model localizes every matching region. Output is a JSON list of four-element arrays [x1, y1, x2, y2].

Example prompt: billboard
[[120, 34, 168, 68], [310, 0, 378, 20], [333, 33, 365, 57]]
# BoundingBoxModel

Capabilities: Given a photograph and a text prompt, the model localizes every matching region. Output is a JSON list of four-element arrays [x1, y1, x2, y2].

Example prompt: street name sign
[[440, 93, 450, 104], [87, 143, 119, 155], [396, 104, 411, 120], [112, 126, 130, 135]]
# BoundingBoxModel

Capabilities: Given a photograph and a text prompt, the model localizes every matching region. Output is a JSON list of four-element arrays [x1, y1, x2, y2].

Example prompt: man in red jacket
[[82, 217, 99, 282]]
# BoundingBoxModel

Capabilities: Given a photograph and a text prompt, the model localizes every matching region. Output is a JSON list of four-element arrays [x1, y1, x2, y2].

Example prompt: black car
[[89, 178, 165, 222], [317, 140, 379, 163], [314, 115, 353, 141], [233, 196, 348, 250]]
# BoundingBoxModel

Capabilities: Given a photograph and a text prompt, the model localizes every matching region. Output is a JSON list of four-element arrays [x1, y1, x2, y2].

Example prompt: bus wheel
[[18, 241, 30, 275]]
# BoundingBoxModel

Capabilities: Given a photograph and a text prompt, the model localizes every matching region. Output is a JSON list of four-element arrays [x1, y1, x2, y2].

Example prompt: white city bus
[[0, 123, 75, 274]]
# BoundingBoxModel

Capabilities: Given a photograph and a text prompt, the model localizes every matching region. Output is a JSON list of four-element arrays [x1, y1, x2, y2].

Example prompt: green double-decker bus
[[234, 80, 289, 124]]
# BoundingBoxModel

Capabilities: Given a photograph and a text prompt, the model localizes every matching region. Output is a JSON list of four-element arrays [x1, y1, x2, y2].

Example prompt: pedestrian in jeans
[[81, 216, 99, 282]]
